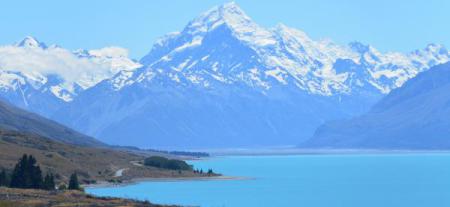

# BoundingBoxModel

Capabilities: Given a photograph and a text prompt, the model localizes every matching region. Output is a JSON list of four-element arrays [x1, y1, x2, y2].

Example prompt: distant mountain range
[[0, 36, 141, 116], [301, 62, 450, 149], [1, 2, 449, 148]]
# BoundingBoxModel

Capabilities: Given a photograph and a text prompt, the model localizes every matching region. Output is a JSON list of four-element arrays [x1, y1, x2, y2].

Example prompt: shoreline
[[85, 150, 450, 189], [203, 148, 450, 156], [84, 175, 248, 189]]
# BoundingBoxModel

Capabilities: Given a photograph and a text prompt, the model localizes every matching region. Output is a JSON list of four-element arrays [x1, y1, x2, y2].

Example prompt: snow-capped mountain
[[301, 62, 450, 149], [137, 3, 449, 97], [0, 36, 141, 116], [16, 36, 48, 49], [50, 2, 449, 148]]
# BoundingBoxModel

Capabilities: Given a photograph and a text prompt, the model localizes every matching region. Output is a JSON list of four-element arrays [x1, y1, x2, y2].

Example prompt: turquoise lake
[[86, 154, 450, 207]]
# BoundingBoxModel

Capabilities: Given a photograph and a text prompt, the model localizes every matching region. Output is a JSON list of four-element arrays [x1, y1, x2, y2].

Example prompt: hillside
[[0, 129, 210, 184], [0, 99, 102, 147], [301, 62, 450, 149]]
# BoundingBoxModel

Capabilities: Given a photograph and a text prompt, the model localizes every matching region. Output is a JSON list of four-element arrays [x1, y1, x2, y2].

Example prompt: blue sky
[[1, 0, 449, 58]]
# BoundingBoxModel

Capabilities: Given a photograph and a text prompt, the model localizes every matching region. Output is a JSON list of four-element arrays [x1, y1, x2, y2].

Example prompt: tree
[[68, 173, 80, 190], [28, 156, 43, 189], [10, 154, 28, 188], [0, 169, 7, 186], [49, 174, 55, 190], [43, 173, 55, 190], [144, 156, 193, 171], [9, 154, 43, 189]]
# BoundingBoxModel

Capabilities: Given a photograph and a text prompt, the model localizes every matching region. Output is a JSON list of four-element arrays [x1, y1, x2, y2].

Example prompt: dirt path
[[130, 161, 143, 167], [114, 168, 128, 177]]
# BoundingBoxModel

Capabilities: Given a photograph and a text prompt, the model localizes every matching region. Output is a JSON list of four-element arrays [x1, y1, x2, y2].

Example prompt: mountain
[[0, 36, 141, 117], [50, 3, 450, 148], [301, 62, 450, 149], [0, 98, 102, 147]]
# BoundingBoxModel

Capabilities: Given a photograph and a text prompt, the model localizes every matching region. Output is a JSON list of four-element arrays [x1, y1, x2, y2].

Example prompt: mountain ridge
[[138, 2, 449, 97], [50, 3, 449, 148], [0, 98, 103, 147], [301, 62, 450, 149]]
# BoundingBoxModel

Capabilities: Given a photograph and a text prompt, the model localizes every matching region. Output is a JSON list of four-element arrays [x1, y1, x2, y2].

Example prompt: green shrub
[[58, 184, 67, 190], [144, 156, 192, 171]]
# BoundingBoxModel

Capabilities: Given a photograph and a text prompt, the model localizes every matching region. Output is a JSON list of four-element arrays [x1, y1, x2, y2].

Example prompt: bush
[[58, 184, 67, 190], [144, 156, 192, 171]]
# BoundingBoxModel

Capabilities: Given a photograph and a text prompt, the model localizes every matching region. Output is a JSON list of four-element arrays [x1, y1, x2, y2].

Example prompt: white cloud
[[88, 46, 130, 58], [0, 44, 141, 92]]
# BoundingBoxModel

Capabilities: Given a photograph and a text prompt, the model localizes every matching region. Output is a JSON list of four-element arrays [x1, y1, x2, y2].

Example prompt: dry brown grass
[[0, 187, 177, 207], [0, 130, 211, 184]]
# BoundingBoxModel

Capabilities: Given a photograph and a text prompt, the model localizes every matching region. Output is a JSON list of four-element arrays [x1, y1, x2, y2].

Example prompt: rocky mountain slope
[[301, 62, 450, 149]]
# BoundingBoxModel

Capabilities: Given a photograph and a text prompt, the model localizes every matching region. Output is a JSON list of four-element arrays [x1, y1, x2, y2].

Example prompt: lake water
[[86, 154, 450, 207]]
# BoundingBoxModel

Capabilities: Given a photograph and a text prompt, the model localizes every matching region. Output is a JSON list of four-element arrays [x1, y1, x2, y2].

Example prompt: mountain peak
[[211, 1, 247, 20], [185, 2, 253, 34], [183, 2, 275, 47], [424, 43, 448, 54], [218, 1, 240, 11], [16, 36, 47, 49]]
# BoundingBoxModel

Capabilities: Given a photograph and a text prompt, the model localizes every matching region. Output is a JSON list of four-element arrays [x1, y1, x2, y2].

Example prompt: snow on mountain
[[138, 2, 450, 97], [51, 2, 449, 148], [301, 62, 450, 149], [0, 36, 141, 115], [15, 36, 48, 49], [185, 2, 277, 47]]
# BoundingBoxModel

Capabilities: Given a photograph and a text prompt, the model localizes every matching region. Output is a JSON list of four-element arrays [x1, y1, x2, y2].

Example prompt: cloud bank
[[0, 40, 141, 91]]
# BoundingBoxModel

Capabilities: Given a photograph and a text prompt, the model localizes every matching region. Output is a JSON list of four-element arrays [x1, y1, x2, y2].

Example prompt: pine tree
[[68, 173, 80, 190], [43, 174, 49, 189], [29, 156, 43, 189], [10, 154, 28, 188], [0, 169, 7, 186], [9, 154, 44, 189], [49, 174, 55, 190], [43, 173, 55, 190]]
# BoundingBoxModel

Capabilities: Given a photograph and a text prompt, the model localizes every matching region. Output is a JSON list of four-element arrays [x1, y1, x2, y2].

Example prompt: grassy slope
[[0, 100, 103, 147], [0, 187, 177, 207], [0, 130, 210, 184]]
